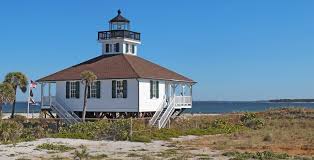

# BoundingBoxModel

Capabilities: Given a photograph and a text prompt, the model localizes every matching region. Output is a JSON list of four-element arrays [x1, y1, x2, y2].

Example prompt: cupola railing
[[98, 30, 141, 41]]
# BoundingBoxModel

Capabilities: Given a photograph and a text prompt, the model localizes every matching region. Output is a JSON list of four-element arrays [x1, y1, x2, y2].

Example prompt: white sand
[[0, 136, 226, 160], [1, 113, 40, 119], [0, 138, 169, 160]]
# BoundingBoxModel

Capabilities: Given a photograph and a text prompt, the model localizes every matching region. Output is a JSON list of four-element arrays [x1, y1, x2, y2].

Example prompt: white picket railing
[[174, 96, 192, 107]]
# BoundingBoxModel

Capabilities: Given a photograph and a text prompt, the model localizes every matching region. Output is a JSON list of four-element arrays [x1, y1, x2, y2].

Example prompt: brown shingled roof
[[37, 54, 195, 83]]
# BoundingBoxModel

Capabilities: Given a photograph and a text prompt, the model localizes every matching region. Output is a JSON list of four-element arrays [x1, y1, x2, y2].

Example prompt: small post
[[130, 117, 133, 139], [27, 83, 31, 118], [41, 83, 44, 110], [48, 83, 51, 106]]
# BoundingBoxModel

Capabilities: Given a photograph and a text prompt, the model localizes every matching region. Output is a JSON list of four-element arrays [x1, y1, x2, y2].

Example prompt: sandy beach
[[0, 136, 225, 160], [1, 113, 41, 119]]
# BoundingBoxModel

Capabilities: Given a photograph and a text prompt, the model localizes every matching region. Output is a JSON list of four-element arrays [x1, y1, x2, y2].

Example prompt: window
[[90, 82, 97, 98], [125, 43, 129, 53], [114, 43, 120, 52], [112, 80, 127, 98], [70, 82, 77, 98], [66, 81, 80, 99], [116, 81, 124, 98], [88, 81, 101, 99], [105, 44, 112, 53], [150, 80, 159, 99], [131, 45, 135, 54], [105, 44, 110, 53]]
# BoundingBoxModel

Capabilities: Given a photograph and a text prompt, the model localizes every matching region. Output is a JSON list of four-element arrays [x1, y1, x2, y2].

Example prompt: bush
[[223, 151, 289, 160], [0, 120, 23, 143], [36, 143, 74, 152], [240, 113, 264, 129], [53, 119, 131, 141], [131, 134, 151, 143], [106, 119, 130, 141], [74, 145, 89, 159], [11, 115, 27, 123], [263, 133, 273, 142]]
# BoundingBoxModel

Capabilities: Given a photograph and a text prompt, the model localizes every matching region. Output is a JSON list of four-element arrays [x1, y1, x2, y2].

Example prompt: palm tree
[[4, 72, 28, 118], [80, 70, 97, 122], [0, 83, 15, 118]]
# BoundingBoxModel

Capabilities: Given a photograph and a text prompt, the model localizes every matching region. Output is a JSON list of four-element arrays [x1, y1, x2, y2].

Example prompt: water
[[2, 101, 314, 114], [187, 101, 314, 113]]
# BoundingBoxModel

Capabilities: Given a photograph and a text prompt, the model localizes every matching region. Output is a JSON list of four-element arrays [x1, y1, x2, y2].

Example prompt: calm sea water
[[2, 101, 314, 114]]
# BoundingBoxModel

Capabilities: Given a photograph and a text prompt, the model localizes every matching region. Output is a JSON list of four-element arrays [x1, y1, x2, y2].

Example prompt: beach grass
[[178, 108, 314, 156]]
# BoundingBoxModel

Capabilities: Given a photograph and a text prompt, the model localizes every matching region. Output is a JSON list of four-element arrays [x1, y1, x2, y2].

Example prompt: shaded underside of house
[[37, 54, 195, 83]]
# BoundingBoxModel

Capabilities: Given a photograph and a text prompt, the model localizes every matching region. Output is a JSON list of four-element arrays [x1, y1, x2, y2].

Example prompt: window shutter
[[156, 81, 159, 98], [66, 82, 70, 99], [96, 81, 101, 98], [75, 81, 80, 99], [123, 80, 127, 98], [150, 80, 153, 99], [87, 85, 90, 98], [112, 80, 116, 98]]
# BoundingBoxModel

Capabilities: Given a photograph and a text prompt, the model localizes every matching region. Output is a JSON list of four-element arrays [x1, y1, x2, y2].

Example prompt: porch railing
[[174, 96, 192, 106], [43, 96, 56, 106]]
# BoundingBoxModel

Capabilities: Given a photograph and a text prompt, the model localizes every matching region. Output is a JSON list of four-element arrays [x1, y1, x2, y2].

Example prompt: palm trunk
[[82, 83, 88, 122], [10, 89, 17, 119], [0, 103, 2, 118]]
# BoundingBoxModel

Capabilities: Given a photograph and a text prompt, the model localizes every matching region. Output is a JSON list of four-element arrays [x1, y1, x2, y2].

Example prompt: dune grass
[[179, 108, 314, 156]]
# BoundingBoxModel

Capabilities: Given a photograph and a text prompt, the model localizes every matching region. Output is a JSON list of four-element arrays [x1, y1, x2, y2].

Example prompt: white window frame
[[70, 81, 77, 98], [116, 80, 124, 98], [89, 81, 97, 98], [151, 81, 158, 99]]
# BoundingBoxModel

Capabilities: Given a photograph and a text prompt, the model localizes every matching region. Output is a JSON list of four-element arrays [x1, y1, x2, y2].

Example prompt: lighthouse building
[[37, 11, 196, 128]]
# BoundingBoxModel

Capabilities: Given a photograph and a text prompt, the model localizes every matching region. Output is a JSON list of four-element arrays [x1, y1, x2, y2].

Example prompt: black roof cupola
[[98, 10, 141, 56], [109, 10, 130, 30]]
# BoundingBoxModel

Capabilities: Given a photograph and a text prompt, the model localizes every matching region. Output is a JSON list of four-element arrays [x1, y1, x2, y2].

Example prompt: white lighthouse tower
[[98, 10, 141, 56]]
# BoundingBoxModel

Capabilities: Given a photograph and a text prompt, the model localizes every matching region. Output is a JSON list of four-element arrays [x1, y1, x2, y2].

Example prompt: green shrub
[[36, 143, 74, 152], [240, 113, 264, 129], [53, 119, 131, 141], [74, 145, 89, 159], [211, 119, 227, 128], [21, 126, 46, 141], [223, 151, 289, 160], [0, 120, 23, 143], [12, 115, 27, 123], [106, 119, 130, 141], [131, 134, 151, 143]]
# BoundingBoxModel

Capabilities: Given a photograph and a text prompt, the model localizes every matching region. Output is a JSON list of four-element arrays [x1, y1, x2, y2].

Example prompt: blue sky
[[0, 0, 313, 101]]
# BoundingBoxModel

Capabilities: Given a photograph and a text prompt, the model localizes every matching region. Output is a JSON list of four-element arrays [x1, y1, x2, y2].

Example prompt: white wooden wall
[[138, 79, 165, 112], [56, 79, 139, 112], [55, 79, 166, 112]]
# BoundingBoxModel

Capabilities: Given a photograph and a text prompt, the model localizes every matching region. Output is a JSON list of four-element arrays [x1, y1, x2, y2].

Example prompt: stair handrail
[[149, 95, 167, 125], [158, 98, 176, 128], [55, 97, 81, 122], [51, 101, 75, 124]]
